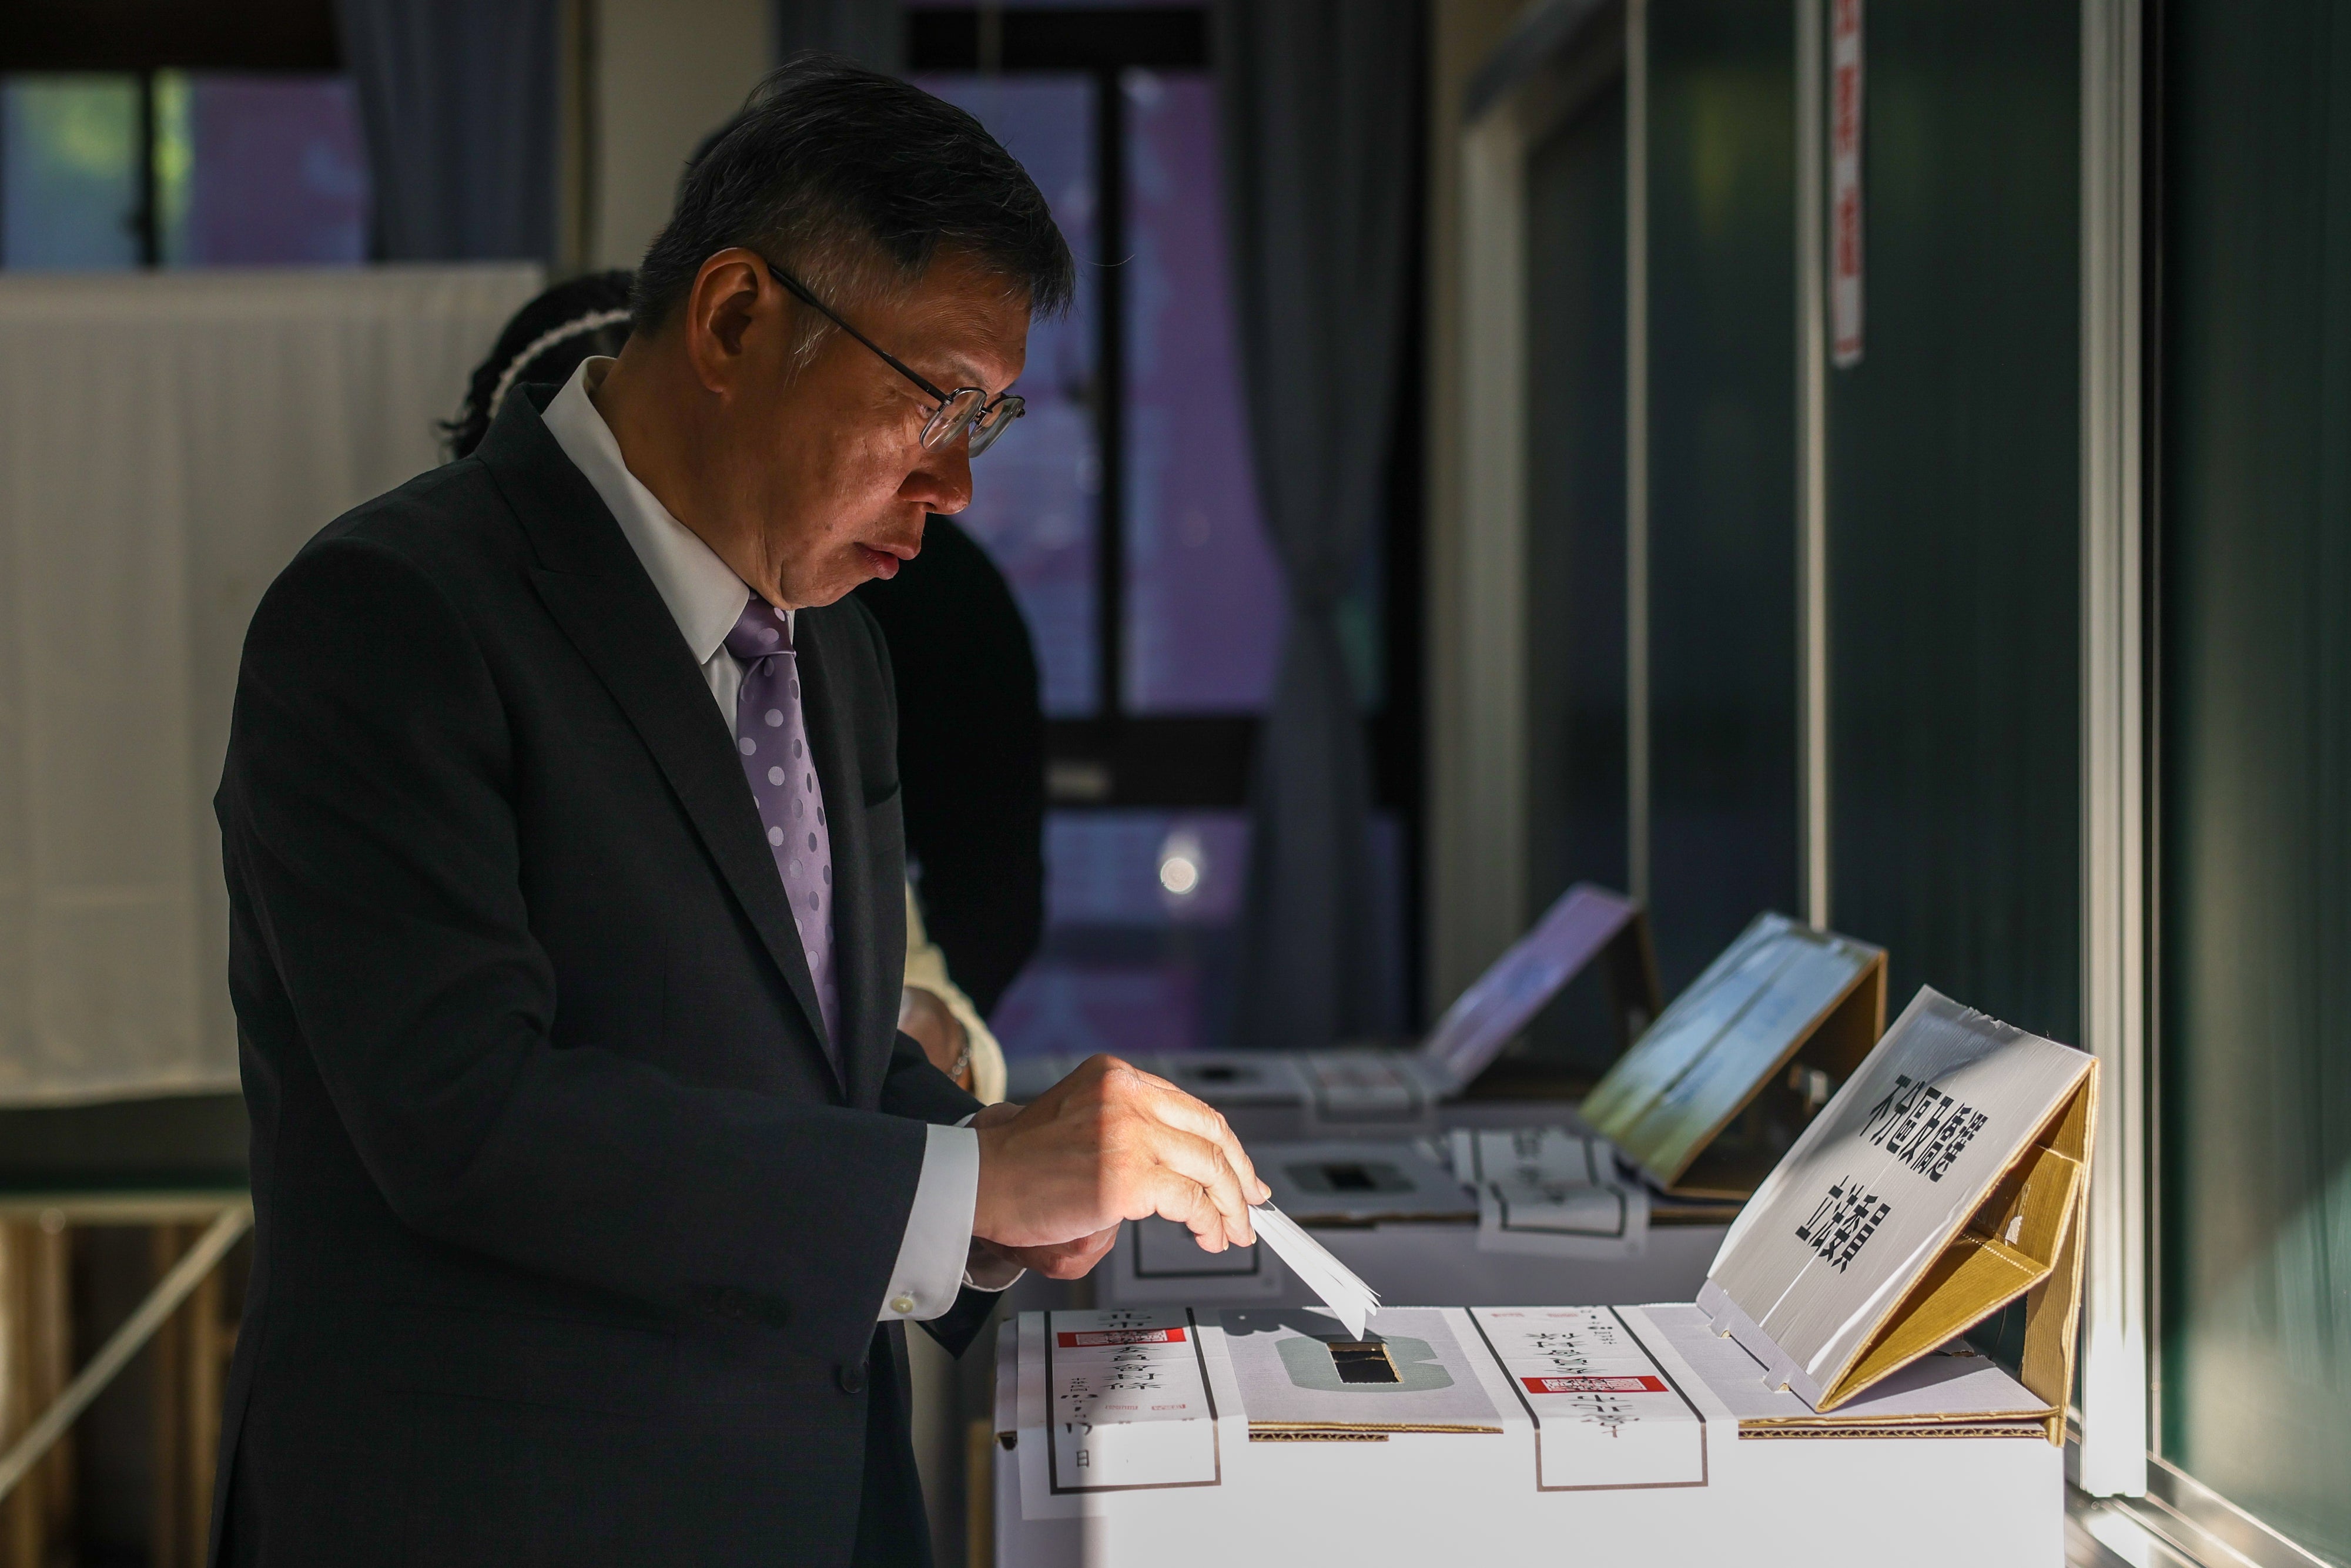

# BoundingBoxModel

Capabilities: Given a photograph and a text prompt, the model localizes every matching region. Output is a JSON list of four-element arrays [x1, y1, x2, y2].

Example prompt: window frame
[[907, 5, 1425, 853], [0, 0, 346, 269]]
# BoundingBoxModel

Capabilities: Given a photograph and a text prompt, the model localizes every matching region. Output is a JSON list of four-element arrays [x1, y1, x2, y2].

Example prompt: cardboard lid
[[1698, 986, 2096, 1419], [1582, 913, 1886, 1195], [1416, 882, 1647, 1089]]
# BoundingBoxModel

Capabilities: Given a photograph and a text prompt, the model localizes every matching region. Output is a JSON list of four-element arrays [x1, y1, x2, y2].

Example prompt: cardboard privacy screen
[[1580, 913, 1886, 1198], [1415, 881, 1661, 1091], [1696, 987, 2097, 1436]]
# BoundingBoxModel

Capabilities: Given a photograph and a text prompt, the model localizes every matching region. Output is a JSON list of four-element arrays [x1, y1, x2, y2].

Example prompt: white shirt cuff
[[955, 1108, 1026, 1293], [880, 1123, 981, 1322]]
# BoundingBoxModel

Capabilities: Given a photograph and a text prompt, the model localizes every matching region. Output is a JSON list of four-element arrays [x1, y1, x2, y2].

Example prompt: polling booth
[[994, 987, 2095, 1566]]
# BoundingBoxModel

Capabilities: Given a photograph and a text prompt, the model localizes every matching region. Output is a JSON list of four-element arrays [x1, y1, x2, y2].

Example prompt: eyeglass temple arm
[[764, 262, 953, 403]]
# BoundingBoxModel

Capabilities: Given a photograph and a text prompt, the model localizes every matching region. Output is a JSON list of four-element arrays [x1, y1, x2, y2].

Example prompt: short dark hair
[[632, 55, 1075, 352]]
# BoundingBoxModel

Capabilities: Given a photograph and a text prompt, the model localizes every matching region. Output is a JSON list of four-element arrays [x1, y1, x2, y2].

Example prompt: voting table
[[1076, 909, 1901, 1320], [993, 987, 2095, 1567]]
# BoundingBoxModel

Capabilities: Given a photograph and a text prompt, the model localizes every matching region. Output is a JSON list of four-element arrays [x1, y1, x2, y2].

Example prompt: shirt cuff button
[[890, 1294, 916, 1316]]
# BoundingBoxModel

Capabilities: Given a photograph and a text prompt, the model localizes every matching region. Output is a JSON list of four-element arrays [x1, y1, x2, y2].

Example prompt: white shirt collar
[[540, 357, 777, 662]]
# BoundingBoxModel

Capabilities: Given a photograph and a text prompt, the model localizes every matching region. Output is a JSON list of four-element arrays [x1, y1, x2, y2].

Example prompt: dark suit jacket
[[855, 514, 1046, 1016], [209, 386, 987, 1568]]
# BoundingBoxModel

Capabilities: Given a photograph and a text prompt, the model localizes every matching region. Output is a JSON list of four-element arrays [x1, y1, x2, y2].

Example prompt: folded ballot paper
[[1245, 1204, 1379, 1340]]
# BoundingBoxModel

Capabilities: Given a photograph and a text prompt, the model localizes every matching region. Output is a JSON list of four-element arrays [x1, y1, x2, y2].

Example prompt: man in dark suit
[[210, 58, 1267, 1567]]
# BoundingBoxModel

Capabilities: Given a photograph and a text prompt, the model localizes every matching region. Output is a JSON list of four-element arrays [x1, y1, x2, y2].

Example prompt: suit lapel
[[795, 605, 887, 1110], [474, 393, 842, 1094]]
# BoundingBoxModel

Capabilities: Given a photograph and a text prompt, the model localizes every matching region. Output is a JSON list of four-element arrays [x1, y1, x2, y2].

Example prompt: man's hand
[[972, 1055, 1269, 1280]]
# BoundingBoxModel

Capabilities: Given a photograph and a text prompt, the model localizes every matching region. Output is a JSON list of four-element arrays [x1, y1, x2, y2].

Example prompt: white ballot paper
[[1449, 1128, 1652, 1259], [1247, 1203, 1379, 1339]]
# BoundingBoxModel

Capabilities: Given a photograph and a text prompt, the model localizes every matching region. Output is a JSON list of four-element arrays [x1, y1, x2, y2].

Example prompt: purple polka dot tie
[[725, 599, 839, 1060]]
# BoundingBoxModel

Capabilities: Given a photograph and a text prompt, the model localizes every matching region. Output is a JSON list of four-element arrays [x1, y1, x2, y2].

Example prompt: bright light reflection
[[1157, 827, 1206, 899]]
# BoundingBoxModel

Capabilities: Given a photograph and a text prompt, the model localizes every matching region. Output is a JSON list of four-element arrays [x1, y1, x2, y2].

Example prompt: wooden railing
[[0, 1195, 250, 1568]]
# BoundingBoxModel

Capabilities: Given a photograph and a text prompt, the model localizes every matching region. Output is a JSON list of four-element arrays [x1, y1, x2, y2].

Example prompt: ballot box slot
[[1285, 1160, 1414, 1195], [1327, 1341, 1401, 1384]]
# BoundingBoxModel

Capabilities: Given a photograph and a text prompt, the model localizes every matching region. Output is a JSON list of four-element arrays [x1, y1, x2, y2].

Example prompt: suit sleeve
[[217, 534, 926, 1365], [878, 1028, 985, 1125]]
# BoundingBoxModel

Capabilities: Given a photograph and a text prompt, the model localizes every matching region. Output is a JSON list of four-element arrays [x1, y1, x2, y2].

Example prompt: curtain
[[0, 266, 543, 1104], [335, 0, 560, 260], [775, 0, 903, 72], [1215, 0, 1418, 1050]]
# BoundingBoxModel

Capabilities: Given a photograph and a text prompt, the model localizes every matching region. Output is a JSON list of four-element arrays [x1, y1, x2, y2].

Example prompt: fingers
[[1126, 1123, 1254, 1247], [1135, 1165, 1233, 1250], [1085, 1057, 1271, 1209], [1022, 1055, 1268, 1252]]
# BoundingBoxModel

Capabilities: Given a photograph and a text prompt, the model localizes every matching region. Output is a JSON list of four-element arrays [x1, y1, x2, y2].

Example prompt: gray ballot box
[[994, 987, 2095, 1568], [1005, 883, 1660, 1141]]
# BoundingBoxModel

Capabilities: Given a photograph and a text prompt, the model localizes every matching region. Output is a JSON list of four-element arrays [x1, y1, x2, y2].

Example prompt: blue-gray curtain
[[1216, 0, 1419, 1050], [776, 0, 902, 71], [335, 0, 560, 262]]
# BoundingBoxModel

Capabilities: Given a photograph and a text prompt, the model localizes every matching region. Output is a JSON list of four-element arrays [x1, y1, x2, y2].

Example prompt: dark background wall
[[2158, 0, 2351, 1554], [1523, 74, 1630, 1075], [1824, 0, 2081, 1046], [1644, 0, 1800, 996]]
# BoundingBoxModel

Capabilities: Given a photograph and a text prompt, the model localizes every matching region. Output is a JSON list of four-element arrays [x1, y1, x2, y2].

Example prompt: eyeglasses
[[764, 261, 1024, 457]]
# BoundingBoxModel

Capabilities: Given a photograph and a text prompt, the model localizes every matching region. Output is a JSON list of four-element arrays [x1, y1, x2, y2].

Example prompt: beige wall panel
[[592, 0, 775, 270], [1426, 0, 1547, 1011]]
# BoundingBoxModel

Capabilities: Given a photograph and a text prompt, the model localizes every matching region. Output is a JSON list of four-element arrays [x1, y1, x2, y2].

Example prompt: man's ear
[[683, 249, 775, 396]]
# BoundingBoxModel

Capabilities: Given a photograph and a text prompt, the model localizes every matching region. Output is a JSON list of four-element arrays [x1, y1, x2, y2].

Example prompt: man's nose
[[900, 442, 973, 515]]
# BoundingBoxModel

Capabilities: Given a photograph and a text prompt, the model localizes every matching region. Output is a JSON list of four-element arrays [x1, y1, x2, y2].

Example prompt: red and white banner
[[1830, 0, 1866, 367], [1521, 1373, 1667, 1395]]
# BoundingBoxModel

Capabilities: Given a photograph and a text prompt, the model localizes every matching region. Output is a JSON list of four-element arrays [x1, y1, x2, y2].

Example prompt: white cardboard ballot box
[[993, 1304, 2059, 1567], [1006, 883, 1660, 1137], [994, 988, 2095, 1567]]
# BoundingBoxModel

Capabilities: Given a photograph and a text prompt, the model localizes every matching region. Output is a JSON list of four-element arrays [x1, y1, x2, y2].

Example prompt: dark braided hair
[[444, 270, 637, 458]]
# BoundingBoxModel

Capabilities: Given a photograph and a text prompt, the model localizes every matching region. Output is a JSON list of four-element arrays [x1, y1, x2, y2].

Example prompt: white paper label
[[1472, 1308, 1706, 1489], [1452, 1128, 1651, 1258], [1302, 1052, 1426, 1121], [1044, 1310, 1220, 1492]]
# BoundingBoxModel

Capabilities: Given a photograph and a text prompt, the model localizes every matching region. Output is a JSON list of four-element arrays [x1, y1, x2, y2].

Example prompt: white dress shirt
[[541, 357, 1010, 1322]]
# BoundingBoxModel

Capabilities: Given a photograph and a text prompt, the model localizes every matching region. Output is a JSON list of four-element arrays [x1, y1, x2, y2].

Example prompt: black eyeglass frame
[[763, 260, 1024, 456]]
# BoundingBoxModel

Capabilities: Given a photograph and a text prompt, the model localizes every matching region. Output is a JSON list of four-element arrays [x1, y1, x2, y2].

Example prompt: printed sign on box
[[1699, 986, 2095, 1425]]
